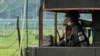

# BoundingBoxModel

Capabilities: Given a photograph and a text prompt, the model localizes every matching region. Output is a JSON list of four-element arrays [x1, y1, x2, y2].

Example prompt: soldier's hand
[[59, 37, 64, 41]]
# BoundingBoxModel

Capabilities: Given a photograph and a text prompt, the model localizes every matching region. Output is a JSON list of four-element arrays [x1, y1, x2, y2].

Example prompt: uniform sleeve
[[77, 26, 86, 42], [72, 24, 85, 42]]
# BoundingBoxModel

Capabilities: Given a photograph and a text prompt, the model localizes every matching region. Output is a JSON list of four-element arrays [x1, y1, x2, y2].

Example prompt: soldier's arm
[[60, 19, 67, 41], [61, 26, 66, 38]]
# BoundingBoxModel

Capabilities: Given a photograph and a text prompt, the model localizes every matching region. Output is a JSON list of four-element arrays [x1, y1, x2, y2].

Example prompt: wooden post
[[54, 12, 57, 45], [17, 16, 23, 56], [39, 6, 43, 47]]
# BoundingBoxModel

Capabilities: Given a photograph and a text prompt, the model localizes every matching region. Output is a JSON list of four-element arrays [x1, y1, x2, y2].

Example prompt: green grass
[[0, 30, 36, 56], [0, 29, 55, 56]]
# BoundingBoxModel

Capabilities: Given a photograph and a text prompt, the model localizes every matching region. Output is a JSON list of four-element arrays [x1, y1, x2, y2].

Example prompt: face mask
[[67, 22, 72, 26]]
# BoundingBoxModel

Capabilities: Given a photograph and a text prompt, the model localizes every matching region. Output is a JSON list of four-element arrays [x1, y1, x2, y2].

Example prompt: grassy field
[[0, 29, 37, 56], [0, 29, 55, 56]]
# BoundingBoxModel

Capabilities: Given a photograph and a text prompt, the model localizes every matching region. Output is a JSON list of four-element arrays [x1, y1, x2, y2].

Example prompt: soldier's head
[[65, 10, 80, 24]]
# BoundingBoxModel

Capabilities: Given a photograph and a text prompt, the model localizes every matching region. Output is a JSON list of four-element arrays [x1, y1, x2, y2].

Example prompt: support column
[[39, 6, 43, 47], [54, 12, 57, 45]]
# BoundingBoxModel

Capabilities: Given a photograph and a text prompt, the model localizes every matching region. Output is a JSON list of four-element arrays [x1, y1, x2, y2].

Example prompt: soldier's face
[[66, 17, 73, 26], [66, 17, 73, 23]]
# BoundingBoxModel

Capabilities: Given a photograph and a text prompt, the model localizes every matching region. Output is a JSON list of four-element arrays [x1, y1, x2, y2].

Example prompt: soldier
[[58, 10, 89, 47]]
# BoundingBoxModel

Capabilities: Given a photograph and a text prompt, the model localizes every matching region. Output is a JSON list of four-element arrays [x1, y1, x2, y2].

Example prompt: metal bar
[[54, 12, 57, 45], [17, 16, 23, 56], [17, 16, 20, 47], [38, 0, 44, 47], [39, 6, 43, 47], [24, 0, 28, 48], [44, 8, 100, 11]]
